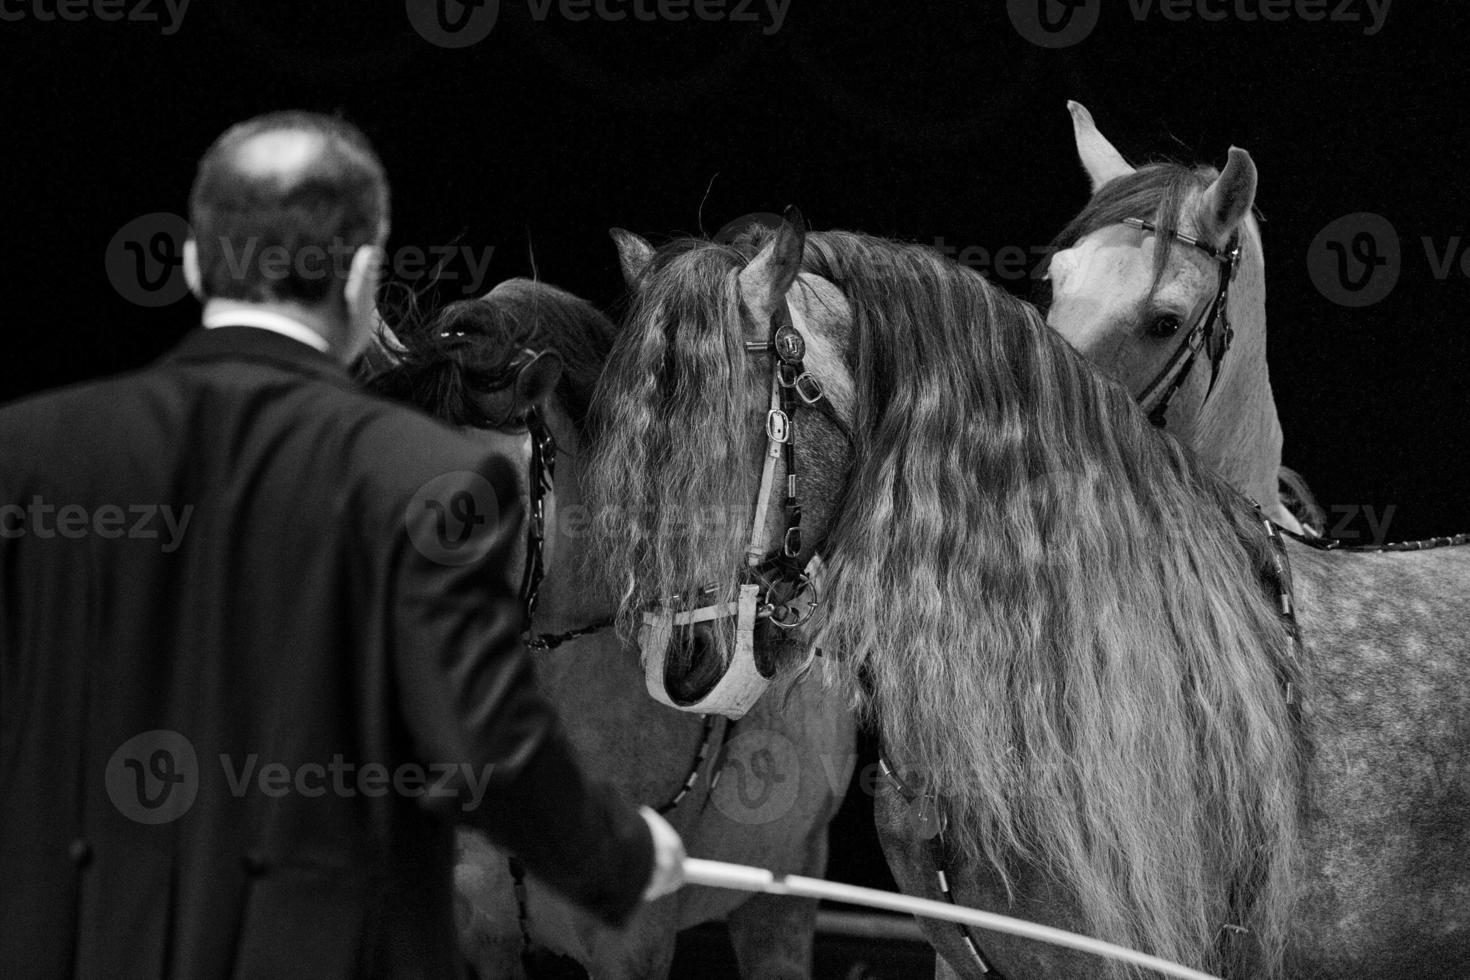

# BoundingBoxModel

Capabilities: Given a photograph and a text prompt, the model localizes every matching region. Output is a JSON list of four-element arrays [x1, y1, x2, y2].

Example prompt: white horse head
[[1045, 101, 1301, 531]]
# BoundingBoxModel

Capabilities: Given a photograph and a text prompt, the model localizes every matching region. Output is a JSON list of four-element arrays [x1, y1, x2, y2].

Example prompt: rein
[[1123, 216, 1240, 429], [1298, 530, 1470, 552]]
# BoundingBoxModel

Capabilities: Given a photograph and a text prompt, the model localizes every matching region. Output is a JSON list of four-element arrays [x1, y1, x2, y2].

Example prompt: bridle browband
[[1122, 216, 1241, 429]]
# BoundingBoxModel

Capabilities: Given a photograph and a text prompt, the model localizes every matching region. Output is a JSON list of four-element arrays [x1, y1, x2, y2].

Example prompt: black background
[[5, 0, 1469, 538], [3, 2, 1468, 959]]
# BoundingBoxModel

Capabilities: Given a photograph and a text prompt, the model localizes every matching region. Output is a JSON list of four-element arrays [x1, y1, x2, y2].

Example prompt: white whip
[[683, 858, 1223, 980]]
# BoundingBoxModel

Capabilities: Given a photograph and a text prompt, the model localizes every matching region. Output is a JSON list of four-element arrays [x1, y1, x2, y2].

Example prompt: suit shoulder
[[0, 372, 148, 446], [340, 391, 513, 504]]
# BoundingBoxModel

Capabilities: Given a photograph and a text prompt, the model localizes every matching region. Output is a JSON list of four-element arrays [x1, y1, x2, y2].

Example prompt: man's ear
[[345, 244, 385, 319], [183, 239, 203, 300]]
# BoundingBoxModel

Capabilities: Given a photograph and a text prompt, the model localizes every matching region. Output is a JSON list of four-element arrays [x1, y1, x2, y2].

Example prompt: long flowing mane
[[804, 231, 1307, 978], [587, 229, 1310, 978]]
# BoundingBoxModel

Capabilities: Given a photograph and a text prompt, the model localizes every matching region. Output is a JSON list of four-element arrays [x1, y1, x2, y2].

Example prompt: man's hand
[[638, 806, 687, 901]]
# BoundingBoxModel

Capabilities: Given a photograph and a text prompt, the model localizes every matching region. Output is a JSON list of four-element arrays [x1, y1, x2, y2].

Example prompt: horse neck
[[529, 404, 617, 633], [1191, 216, 1286, 516]]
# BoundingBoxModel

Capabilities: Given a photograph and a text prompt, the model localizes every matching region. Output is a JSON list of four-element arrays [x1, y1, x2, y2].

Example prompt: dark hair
[[363, 279, 616, 430], [188, 110, 389, 305]]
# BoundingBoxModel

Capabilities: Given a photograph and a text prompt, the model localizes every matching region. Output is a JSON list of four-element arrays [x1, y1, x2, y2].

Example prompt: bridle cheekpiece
[[1122, 216, 1241, 429]]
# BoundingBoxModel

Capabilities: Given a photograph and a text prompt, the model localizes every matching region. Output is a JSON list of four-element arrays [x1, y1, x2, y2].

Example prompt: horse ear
[[738, 206, 806, 323], [1068, 100, 1134, 192], [1199, 146, 1257, 243], [514, 350, 564, 410], [610, 228, 654, 286]]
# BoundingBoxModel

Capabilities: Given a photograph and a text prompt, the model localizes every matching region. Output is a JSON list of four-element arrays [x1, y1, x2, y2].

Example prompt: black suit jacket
[[0, 326, 652, 979]]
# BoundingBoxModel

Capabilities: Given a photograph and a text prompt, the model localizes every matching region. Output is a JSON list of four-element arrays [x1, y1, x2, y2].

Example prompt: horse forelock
[[583, 240, 764, 650], [800, 230, 1308, 979], [1039, 161, 1219, 310]]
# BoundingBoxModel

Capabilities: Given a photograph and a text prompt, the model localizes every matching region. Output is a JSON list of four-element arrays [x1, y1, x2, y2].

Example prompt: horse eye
[[1147, 314, 1183, 339]]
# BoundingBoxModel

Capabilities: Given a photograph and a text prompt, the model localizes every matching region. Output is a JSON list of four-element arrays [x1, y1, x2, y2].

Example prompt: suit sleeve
[[384, 446, 653, 926]]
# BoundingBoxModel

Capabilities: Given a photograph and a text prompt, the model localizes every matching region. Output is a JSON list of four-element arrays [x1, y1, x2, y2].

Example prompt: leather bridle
[[738, 296, 832, 628], [450, 342, 561, 632], [1122, 216, 1241, 429], [644, 293, 843, 643], [514, 290, 850, 653]]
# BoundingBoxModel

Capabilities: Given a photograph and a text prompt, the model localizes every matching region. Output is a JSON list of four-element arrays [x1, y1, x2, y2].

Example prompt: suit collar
[[165, 325, 349, 383], [202, 309, 332, 353]]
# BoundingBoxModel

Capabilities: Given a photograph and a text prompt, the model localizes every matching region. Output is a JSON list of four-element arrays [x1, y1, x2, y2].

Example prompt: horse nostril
[[665, 623, 725, 705], [688, 625, 711, 662]]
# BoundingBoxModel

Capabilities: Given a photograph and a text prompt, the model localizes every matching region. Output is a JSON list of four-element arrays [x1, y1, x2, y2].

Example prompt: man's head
[[184, 111, 390, 361]]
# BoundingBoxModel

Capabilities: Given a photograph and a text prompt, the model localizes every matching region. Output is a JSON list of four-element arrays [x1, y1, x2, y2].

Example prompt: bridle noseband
[[1122, 216, 1241, 429]]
